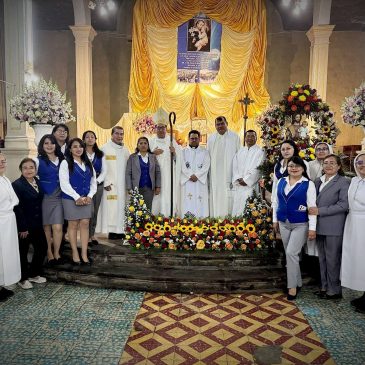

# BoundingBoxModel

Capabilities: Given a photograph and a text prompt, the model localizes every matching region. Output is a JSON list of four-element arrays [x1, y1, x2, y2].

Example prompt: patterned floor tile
[[120, 292, 339, 365]]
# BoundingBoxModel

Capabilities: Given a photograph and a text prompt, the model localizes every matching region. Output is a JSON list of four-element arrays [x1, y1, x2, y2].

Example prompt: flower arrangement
[[257, 84, 339, 192], [341, 82, 365, 127], [125, 188, 274, 252], [132, 113, 156, 135], [9, 78, 75, 125], [279, 83, 321, 115]]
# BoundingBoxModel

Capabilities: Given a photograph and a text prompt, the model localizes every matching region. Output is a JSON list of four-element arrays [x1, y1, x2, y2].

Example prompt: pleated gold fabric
[[129, 0, 270, 134]]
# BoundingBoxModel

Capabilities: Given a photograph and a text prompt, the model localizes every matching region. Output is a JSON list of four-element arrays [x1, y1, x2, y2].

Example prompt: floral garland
[[257, 84, 339, 192], [132, 113, 156, 135], [125, 188, 274, 252], [341, 82, 365, 127], [9, 78, 75, 125]]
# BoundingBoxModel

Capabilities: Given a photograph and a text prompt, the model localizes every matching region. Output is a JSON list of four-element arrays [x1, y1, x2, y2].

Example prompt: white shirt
[[138, 152, 149, 164], [59, 159, 97, 201], [319, 174, 337, 193], [86, 152, 107, 184], [272, 176, 317, 231], [60, 143, 66, 155]]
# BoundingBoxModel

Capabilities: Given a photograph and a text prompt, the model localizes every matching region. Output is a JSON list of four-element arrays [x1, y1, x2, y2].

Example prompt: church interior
[[0, 1, 365, 364]]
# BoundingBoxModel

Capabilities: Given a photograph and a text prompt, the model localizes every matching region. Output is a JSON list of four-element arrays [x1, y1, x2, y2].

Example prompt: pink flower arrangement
[[133, 114, 156, 135], [341, 82, 365, 127]]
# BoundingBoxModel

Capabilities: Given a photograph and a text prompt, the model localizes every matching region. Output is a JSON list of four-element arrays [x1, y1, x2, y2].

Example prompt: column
[[70, 25, 96, 136], [306, 25, 335, 101], [3, 0, 36, 181]]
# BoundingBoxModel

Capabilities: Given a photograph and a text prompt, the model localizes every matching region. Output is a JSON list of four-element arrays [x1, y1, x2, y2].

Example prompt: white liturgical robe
[[231, 144, 265, 216], [149, 136, 181, 216], [0, 176, 21, 286], [207, 130, 240, 217], [180, 146, 210, 218], [97, 140, 130, 234]]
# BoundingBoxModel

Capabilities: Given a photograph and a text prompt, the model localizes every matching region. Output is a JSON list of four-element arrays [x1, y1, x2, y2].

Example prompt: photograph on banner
[[177, 15, 222, 84]]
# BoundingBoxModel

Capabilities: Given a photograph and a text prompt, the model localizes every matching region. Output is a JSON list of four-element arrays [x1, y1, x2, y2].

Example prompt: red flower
[[291, 105, 297, 111]]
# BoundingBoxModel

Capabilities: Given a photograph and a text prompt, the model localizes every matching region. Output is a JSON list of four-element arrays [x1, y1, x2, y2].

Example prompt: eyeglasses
[[316, 147, 329, 152], [355, 160, 365, 166], [288, 164, 301, 168]]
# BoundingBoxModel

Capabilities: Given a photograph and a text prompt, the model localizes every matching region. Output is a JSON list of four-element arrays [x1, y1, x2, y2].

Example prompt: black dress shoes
[[324, 293, 343, 300], [0, 287, 14, 301], [314, 290, 327, 298], [91, 239, 99, 246], [287, 293, 297, 301]]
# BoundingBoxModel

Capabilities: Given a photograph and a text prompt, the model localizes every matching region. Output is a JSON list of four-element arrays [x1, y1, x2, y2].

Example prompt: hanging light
[[106, 0, 116, 11], [99, 4, 108, 17]]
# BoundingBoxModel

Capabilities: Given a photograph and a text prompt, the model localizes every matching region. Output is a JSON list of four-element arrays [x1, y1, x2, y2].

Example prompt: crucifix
[[238, 93, 254, 146]]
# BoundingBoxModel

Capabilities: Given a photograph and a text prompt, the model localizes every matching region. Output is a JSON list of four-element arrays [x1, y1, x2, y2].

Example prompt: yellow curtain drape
[[128, 0, 270, 134]]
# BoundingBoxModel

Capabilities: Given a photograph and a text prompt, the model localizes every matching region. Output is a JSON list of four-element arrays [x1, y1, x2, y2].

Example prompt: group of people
[[0, 110, 364, 315], [271, 139, 365, 315]]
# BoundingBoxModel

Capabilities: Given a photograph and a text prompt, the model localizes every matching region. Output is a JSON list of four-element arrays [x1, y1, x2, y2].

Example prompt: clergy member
[[231, 130, 265, 216], [97, 126, 130, 239], [149, 108, 181, 216], [180, 130, 210, 218], [207, 116, 240, 217]]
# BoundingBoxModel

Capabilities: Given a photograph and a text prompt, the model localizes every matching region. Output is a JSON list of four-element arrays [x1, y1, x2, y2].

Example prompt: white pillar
[[306, 25, 335, 102], [3, 0, 36, 181], [70, 25, 96, 136]]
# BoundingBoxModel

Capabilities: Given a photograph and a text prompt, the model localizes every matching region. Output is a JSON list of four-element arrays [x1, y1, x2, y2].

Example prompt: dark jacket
[[315, 174, 350, 236], [126, 152, 161, 191], [12, 176, 44, 232]]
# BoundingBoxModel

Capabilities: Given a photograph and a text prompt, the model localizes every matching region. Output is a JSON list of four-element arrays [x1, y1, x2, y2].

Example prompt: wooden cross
[[238, 93, 254, 146]]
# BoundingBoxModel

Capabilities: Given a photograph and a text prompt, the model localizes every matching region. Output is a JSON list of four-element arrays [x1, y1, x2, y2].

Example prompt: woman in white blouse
[[272, 156, 317, 300], [0, 152, 21, 301], [82, 130, 107, 246], [341, 152, 365, 314], [60, 138, 96, 265]]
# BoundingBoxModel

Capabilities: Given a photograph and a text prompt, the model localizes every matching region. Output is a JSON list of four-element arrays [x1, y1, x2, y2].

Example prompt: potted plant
[[9, 78, 75, 145]]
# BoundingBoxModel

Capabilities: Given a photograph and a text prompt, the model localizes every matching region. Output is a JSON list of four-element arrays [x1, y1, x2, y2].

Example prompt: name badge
[[107, 195, 118, 200], [105, 155, 116, 160], [298, 205, 307, 211]]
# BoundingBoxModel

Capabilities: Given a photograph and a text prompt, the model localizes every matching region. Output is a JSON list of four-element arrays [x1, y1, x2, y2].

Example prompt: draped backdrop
[[128, 0, 270, 135]]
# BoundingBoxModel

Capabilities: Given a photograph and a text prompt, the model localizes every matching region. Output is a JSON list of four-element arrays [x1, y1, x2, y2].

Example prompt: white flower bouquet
[[341, 82, 365, 127], [9, 78, 75, 125], [132, 114, 156, 135]]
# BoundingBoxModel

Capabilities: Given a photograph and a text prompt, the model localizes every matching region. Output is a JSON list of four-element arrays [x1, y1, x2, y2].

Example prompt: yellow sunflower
[[322, 126, 330, 133], [236, 223, 245, 232], [270, 138, 279, 147], [246, 224, 256, 233], [271, 126, 280, 134], [145, 222, 153, 230], [153, 224, 162, 231]]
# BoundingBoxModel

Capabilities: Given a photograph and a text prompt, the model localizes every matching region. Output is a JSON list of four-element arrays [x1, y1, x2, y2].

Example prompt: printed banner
[[177, 15, 222, 83]]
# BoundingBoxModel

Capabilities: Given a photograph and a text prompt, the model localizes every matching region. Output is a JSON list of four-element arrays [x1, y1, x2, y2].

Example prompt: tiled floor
[[0, 283, 144, 365], [1, 284, 364, 365], [120, 292, 335, 365]]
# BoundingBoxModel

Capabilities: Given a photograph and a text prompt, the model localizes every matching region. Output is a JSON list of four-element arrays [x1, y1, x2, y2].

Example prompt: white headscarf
[[315, 142, 333, 158], [354, 152, 365, 178]]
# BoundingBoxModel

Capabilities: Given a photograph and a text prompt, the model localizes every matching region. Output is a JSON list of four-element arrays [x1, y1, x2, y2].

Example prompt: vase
[[31, 124, 54, 146]]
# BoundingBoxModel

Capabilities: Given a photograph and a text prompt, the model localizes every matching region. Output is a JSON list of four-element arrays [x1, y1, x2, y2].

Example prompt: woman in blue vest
[[126, 136, 161, 210], [59, 138, 96, 265], [272, 140, 300, 196], [272, 156, 317, 300], [36, 134, 65, 264], [83, 130, 107, 246]]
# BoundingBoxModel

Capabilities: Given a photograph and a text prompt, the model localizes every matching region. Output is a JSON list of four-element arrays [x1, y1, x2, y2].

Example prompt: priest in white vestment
[[149, 108, 181, 217], [0, 153, 21, 301], [207, 116, 240, 217], [231, 130, 265, 216], [180, 130, 210, 218], [97, 126, 130, 239]]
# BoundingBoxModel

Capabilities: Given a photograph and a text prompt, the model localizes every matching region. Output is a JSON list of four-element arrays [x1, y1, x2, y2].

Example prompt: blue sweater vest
[[92, 155, 102, 177], [139, 156, 152, 189], [61, 163, 92, 200], [276, 178, 309, 223], [37, 158, 60, 195], [275, 161, 288, 180]]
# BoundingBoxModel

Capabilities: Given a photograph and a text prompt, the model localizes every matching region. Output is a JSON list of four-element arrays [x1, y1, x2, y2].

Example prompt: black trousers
[[18, 227, 47, 281]]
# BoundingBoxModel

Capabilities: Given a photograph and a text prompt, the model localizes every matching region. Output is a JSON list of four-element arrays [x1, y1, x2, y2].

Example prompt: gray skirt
[[42, 189, 64, 225], [62, 198, 92, 221]]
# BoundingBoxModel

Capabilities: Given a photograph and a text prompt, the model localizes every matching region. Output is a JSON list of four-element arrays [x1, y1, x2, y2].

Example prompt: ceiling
[[31, 0, 365, 32]]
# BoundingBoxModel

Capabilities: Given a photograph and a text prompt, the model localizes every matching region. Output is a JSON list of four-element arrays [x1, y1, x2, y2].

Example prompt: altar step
[[44, 244, 287, 293]]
